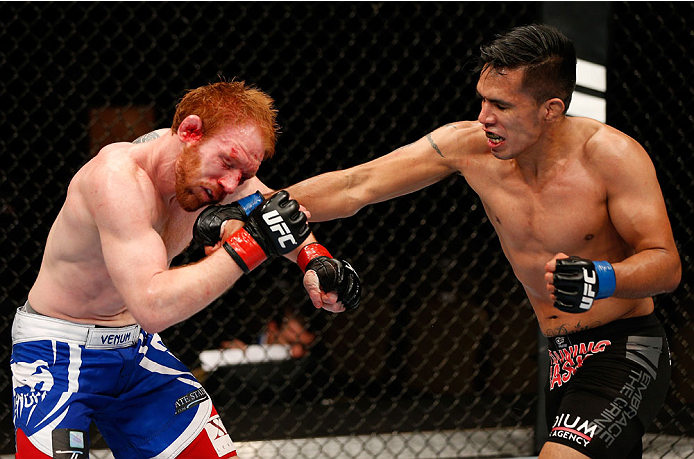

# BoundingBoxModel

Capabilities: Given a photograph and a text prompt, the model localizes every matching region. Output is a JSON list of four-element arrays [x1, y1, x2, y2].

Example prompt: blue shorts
[[11, 305, 233, 458]]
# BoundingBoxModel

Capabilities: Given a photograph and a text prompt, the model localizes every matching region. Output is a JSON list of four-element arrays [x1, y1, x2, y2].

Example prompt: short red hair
[[171, 80, 279, 159]]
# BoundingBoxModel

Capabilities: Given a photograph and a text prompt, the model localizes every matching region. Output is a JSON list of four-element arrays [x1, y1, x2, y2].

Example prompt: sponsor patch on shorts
[[70, 430, 84, 448], [204, 414, 235, 457], [174, 387, 209, 415], [549, 413, 596, 448], [52, 429, 89, 458]]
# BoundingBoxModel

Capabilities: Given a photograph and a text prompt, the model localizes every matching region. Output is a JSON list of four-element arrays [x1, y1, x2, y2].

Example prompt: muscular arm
[[91, 167, 246, 334], [597, 131, 681, 297], [284, 122, 484, 221]]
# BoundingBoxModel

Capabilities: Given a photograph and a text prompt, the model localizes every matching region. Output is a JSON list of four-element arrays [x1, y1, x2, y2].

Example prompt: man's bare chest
[[478, 180, 607, 255]]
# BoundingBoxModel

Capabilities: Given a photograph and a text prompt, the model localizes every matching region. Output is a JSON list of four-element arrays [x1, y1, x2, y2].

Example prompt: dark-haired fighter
[[283, 24, 681, 459]]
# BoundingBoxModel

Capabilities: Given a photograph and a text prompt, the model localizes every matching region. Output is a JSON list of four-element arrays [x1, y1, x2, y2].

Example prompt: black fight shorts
[[545, 313, 670, 459]]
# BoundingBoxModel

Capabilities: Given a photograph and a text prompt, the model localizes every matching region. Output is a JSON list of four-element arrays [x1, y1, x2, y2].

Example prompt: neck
[[135, 130, 181, 203], [514, 117, 568, 184]]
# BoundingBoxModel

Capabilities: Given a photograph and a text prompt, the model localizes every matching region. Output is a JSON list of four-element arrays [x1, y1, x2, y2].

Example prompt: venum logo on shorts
[[205, 414, 235, 457], [592, 369, 651, 447], [174, 387, 209, 415], [549, 340, 611, 390], [12, 359, 54, 421], [550, 413, 597, 448]]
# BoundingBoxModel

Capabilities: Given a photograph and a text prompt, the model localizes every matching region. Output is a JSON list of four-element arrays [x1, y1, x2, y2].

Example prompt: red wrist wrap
[[297, 243, 333, 272], [224, 228, 267, 272]]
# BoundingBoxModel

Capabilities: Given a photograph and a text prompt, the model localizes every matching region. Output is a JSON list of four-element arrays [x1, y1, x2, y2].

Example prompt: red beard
[[174, 144, 205, 211]]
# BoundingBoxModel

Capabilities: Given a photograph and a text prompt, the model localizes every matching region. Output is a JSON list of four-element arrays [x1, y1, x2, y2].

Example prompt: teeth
[[486, 132, 503, 144]]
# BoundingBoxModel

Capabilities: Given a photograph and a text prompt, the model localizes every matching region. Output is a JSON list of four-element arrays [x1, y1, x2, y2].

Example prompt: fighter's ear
[[177, 115, 204, 143], [543, 98, 565, 123]]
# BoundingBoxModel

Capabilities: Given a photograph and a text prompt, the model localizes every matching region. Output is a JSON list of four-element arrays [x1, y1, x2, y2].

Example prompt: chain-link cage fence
[[1, 2, 692, 457], [607, 2, 694, 454]]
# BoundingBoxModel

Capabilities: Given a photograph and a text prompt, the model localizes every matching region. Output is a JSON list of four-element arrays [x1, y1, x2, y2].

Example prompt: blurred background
[[1, 2, 692, 457]]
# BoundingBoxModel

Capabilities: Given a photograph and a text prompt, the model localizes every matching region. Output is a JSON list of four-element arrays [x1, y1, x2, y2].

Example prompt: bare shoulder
[[573, 117, 656, 187], [578, 118, 648, 163], [429, 120, 489, 158], [437, 120, 486, 141], [76, 143, 155, 217]]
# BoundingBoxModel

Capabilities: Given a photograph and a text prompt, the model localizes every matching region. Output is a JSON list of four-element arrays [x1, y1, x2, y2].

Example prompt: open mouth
[[486, 132, 505, 145], [201, 187, 215, 203]]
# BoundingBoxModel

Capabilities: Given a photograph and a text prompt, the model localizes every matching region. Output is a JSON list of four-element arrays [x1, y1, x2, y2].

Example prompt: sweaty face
[[476, 66, 545, 160], [175, 123, 266, 211]]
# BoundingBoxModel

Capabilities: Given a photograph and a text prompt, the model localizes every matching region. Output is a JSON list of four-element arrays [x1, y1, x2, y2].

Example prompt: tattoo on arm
[[444, 123, 458, 129], [132, 131, 161, 144], [426, 133, 444, 157]]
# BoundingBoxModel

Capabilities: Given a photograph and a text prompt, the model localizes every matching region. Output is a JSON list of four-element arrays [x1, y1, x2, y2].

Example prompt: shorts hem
[[544, 436, 598, 459]]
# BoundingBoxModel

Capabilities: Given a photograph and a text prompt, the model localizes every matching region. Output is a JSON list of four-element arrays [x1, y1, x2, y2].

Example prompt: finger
[[303, 270, 324, 309], [298, 204, 312, 220], [220, 219, 244, 241], [322, 291, 339, 303], [322, 302, 345, 313], [204, 241, 222, 256]]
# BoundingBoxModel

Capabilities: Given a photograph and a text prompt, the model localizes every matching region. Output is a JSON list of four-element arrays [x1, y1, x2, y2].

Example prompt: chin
[[175, 189, 205, 212], [491, 144, 521, 161], [491, 149, 511, 160]]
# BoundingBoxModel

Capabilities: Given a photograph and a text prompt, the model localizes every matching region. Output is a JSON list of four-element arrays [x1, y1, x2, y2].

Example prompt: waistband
[[12, 304, 141, 349], [548, 312, 662, 351]]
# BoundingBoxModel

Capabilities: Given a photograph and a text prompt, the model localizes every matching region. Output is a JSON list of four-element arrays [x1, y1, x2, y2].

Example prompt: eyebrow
[[476, 91, 511, 107]]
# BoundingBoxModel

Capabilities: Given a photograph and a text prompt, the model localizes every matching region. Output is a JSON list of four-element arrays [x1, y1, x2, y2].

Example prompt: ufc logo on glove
[[262, 210, 296, 248]]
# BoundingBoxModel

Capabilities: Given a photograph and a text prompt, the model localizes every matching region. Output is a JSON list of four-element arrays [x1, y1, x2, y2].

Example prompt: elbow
[[127, 298, 170, 334], [666, 257, 682, 293], [138, 320, 168, 335], [657, 250, 682, 294]]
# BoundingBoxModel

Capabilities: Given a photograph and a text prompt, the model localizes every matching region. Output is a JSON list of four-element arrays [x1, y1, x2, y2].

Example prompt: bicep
[[92, 185, 169, 310], [605, 146, 676, 252]]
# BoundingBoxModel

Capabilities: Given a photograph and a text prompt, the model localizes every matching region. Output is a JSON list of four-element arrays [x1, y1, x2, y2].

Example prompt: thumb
[[303, 270, 323, 309]]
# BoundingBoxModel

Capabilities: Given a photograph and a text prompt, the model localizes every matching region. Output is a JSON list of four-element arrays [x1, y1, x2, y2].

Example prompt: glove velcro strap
[[223, 228, 267, 274], [237, 191, 264, 216], [594, 261, 616, 299], [297, 243, 332, 272]]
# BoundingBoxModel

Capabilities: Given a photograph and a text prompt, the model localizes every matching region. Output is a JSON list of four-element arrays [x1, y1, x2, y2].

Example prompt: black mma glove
[[298, 243, 361, 311], [200, 191, 310, 273], [193, 191, 264, 246], [553, 256, 616, 313]]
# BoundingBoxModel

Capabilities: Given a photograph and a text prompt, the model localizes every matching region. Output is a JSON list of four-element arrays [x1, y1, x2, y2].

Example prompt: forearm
[[285, 170, 364, 222], [612, 247, 681, 299], [285, 133, 458, 222], [134, 249, 244, 333]]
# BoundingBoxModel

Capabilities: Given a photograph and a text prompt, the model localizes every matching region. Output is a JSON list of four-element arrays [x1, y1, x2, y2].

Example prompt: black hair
[[477, 24, 577, 112]]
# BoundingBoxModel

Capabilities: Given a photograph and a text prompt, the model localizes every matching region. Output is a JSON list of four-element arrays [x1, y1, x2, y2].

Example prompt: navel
[[584, 234, 594, 241]]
